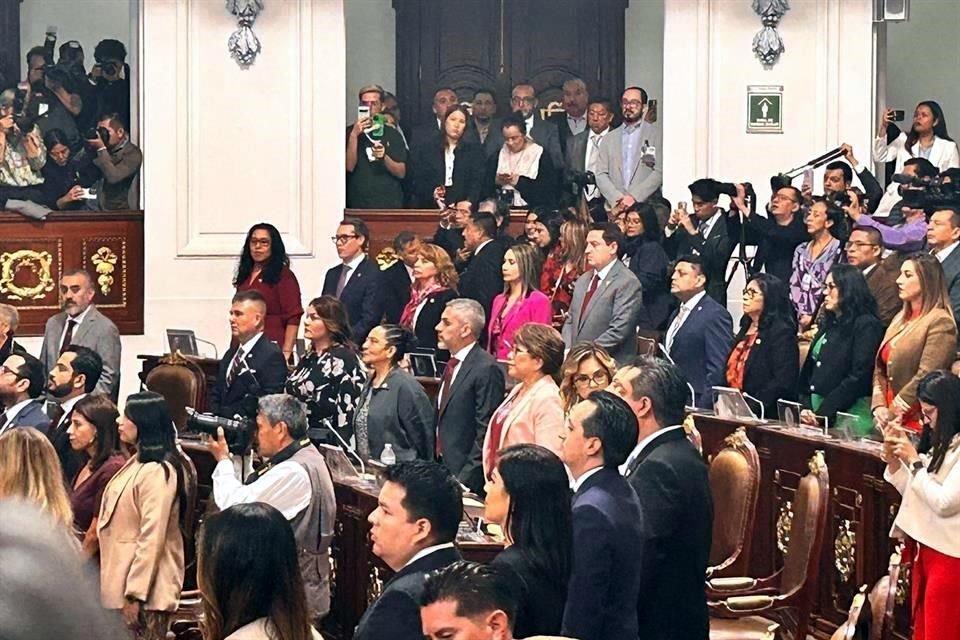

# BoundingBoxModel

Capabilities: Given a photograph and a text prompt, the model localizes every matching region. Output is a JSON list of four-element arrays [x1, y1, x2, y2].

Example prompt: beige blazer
[[482, 375, 564, 476], [97, 456, 184, 611], [872, 307, 957, 413]]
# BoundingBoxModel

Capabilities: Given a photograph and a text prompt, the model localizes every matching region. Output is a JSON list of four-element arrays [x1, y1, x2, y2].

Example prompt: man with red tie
[[433, 298, 504, 494], [562, 222, 643, 364]]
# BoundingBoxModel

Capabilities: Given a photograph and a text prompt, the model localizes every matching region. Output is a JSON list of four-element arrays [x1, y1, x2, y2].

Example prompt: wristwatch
[[910, 460, 924, 476]]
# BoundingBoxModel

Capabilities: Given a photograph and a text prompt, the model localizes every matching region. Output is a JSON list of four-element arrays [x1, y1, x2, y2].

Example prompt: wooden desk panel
[[0, 210, 144, 335]]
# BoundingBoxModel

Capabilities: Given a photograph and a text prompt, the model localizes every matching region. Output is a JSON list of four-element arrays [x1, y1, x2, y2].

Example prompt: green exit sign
[[747, 85, 783, 133]]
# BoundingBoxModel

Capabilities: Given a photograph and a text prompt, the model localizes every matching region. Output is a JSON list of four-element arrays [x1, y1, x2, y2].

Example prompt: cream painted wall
[[625, 0, 665, 104], [344, 0, 396, 120]]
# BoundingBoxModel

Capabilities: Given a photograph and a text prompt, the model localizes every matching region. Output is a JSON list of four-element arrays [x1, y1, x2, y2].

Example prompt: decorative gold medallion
[[776, 499, 793, 555], [91, 246, 119, 295], [0, 249, 55, 300], [834, 519, 856, 583]]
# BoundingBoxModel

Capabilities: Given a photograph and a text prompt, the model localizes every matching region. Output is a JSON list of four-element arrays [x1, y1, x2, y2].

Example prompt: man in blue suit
[[322, 217, 384, 342], [663, 255, 734, 408], [560, 390, 645, 640], [0, 352, 51, 436]]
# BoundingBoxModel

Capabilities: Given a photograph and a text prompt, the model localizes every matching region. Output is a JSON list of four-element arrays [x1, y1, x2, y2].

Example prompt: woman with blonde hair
[[873, 253, 958, 433], [0, 427, 73, 532], [487, 243, 552, 360], [540, 218, 588, 317], [558, 344, 617, 414], [400, 242, 459, 354]]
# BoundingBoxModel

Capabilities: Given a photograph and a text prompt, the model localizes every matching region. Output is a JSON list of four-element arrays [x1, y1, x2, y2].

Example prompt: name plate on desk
[[0, 210, 144, 335]]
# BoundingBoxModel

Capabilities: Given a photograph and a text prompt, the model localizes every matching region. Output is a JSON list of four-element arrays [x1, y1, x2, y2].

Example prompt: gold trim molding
[[0, 249, 56, 301]]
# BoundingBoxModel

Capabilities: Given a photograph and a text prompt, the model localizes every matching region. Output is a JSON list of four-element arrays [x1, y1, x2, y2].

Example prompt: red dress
[[539, 248, 580, 316], [236, 265, 304, 347]]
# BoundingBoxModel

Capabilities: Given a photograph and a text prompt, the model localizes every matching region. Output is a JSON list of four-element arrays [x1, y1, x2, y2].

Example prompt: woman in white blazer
[[882, 370, 960, 640]]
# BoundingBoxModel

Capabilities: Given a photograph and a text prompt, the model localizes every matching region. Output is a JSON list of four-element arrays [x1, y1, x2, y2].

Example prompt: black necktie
[[60, 319, 78, 355]]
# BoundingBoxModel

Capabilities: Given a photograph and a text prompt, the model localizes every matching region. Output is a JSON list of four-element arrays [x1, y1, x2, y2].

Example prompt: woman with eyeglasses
[[619, 203, 672, 332], [482, 323, 565, 479], [881, 371, 960, 640], [407, 105, 485, 209], [487, 244, 552, 360], [798, 264, 884, 434], [558, 343, 617, 414], [285, 295, 366, 448], [488, 114, 560, 209], [234, 222, 303, 361], [872, 254, 957, 434], [725, 273, 799, 418], [540, 218, 588, 318]]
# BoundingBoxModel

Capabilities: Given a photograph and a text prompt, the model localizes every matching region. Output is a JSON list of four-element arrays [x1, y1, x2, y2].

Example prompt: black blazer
[[458, 241, 505, 321], [798, 314, 884, 420], [436, 344, 505, 494], [462, 118, 504, 158], [321, 257, 383, 342], [412, 288, 459, 354], [624, 428, 713, 640], [733, 211, 808, 284], [547, 110, 577, 157], [407, 139, 485, 207], [731, 319, 799, 417], [492, 545, 565, 637], [209, 336, 288, 419], [381, 260, 413, 325], [483, 150, 561, 210], [354, 546, 462, 640], [664, 210, 735, 305], [48, 403, 84, 481], [623, 237, 672, 331], [432, 226, 465, 263], [562, 467, 646, 640]]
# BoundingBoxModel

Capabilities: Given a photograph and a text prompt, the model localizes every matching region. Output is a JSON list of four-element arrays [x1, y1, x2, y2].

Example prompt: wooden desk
[[0, 210, 144, 335], [694, 415, 909, 640]]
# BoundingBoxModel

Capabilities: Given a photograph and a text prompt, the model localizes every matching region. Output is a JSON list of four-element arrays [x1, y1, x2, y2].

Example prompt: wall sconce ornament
[[751, 0, 790, 68], [226, 0, 264, 68]]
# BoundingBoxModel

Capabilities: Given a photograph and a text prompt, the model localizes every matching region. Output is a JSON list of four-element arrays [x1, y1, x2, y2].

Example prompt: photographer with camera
[[89, 39, 130, 128], [814, 144, 885, 213], [209, 393, 337, 625], [0, 87, 49, 216], [728, 183, 808, 284], [81, 113, 142, 210], [564, 97, 614, 216], [22, 45, 81, 146]]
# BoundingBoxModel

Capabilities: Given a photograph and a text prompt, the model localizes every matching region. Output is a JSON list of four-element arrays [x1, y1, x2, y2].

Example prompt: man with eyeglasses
[[845, 225, 900, 326], [595, 87, 662, 216], [0, 352, 51, 436], [509, 83, 564, 172], [728, 184, 807, 284], [346, 84, 407, 209], [321, 217, 383, 342]]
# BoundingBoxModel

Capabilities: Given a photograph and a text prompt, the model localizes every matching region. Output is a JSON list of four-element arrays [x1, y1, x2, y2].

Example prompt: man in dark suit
[[420, 561, 520, 640], [209, 291, 287, 420], [729, 184, 808, 284], [928, 206, 960, 320], [432, 202, 472, 263], [547, 77, 589, 158], [663, 255, 734, 408], [610, 356, 713, 640], [356, 460, 464, 640], [560, 390, 645, 640], [462, 88, 503, 159], [434, 298, 505, 494], [322, 217, 383, 342], [565, 97, 614, 216], [0, 352, 51, 436], [382, 232, 421, 324], [46, 345, 103, 479], [457, 213, 505, 322], [509, 83, 564, 172], [409, 87, 459, 150], [846, 225, 901, 326], [664, 179, 735, 306]]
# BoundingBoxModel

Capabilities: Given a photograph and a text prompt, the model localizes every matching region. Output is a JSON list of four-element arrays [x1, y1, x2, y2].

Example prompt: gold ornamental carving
[[90, 246, 119, 296], [776, 500, 793, 555], [808, 450, 827, 476], [834, 519, 856, 583], [0, 249, 56, 300], [366, 565, 384, 605]]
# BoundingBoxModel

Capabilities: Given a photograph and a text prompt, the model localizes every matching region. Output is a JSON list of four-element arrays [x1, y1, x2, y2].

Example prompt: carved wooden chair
[[176, 444, 200, 590], [829, 543, 905, 640], [170, 590, 203, 640], [707, 451, 830, 640], [636, 335, 658, 357], [706, 426, 761, 579], [143, 351, 207, 431]]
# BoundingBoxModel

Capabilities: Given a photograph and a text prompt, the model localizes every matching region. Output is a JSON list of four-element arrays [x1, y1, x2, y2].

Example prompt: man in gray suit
[[566, 97, 615, 209], [928, 206, 960, 320], [39, 269, 121, 400], [510, 83, 565, 172], [595, 87, 662, 215], [563, 222, 643, 364]]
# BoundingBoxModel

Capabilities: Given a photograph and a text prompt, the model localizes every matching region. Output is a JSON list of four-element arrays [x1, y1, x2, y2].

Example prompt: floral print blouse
[[285, 344, 367, 444], [789, 238, 841, 318]]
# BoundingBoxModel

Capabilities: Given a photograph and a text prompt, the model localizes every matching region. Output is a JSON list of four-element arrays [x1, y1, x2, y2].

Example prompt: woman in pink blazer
[[487, 244, 553, 360], [483, 323, 565, 478]]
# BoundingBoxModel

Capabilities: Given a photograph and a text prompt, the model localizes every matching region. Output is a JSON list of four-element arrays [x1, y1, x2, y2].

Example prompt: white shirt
[[524, 115, 535, 135], [444, 145, 455, 187], [592, 259, 617, 283], [935, 241, 960, 263], [698, 209, 722, 240], [862, 263, 878, 278], [0, 398, 33, 433], [340, 253, 366, 289], [58, 305, 92, 352], [404, 542, 456, 569], [212, 457, 311, 520], [404, 263, 415, 282], [236, 332, 264, 359], [55, 393, 88, 429], [571, 465, 604, 492], [665, 291, 706, 353], [440, 342, 476, 404], [620, 425, 686, 475], [584, 129, 608, 199]]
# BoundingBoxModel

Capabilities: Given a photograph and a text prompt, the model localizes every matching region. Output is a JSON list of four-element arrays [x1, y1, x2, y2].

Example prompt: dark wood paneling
[[0, 0, 19, 90]]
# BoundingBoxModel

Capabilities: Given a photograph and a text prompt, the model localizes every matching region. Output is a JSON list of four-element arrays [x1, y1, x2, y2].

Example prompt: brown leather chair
[[176, 443, 200, 590], [829, 543, 905, 640], [170, 590, 203, 640], [143, 351, 208, 431], [707, 450, 830, 640], [706, 426, 760, 579]]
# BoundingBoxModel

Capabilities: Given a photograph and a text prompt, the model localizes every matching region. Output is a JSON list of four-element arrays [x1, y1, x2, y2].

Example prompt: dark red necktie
[[579, 274, 600, 324], [436, 357, 461, 456], [59, 319, 77, 355]]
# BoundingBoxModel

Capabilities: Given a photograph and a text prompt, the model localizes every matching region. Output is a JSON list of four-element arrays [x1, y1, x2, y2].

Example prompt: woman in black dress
[[483, 443, 572, 637]]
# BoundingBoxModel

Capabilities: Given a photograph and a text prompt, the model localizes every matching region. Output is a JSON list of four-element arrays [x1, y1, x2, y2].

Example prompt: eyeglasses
[[511, 96, 536, 104], [0, 365, 21, 379], [331, 234, 360, 244], [742, 288, 762, 299], [249, 238, 271, 247], [846, 241, 878, 250], [621, 100, 644, 108], [573, 371, 610, 387]]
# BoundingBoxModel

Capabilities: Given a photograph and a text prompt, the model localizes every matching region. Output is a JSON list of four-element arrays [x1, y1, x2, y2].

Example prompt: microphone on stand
[[195, 336, 219, 358], [322, 418, 370, 479]]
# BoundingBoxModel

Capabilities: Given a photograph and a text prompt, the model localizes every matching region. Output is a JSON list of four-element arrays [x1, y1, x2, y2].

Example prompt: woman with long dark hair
[[882, 371, 960, 640], [234, 222, 303, 360], [408, 105, 485, 208], [620, 203, 671, 331], [540, 218, 588, 318], [67, 394, 126, 559], [725, 273, 798, 417], [41, 128, 87, 210], [484, 443, 572, 637], [798, 264, 884, 434], [285, 295, 366, 448], [198, 503, 319, 640], [487, 244, 552, 359], [98, 392, 186, 639]]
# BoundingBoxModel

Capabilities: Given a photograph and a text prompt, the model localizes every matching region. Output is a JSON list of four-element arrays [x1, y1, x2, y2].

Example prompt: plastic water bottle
[[380, 443, 396, 466]]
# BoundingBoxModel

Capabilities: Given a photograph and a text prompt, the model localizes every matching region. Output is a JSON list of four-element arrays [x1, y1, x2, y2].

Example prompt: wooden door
[[0, 0, 20, 89]]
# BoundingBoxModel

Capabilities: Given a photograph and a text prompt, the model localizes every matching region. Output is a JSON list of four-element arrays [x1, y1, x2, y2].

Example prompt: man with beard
[[548, 77, 590, 156], [39, 269, 121, 400], [0, 352, 49, 436], [45, 345, 103, 480]]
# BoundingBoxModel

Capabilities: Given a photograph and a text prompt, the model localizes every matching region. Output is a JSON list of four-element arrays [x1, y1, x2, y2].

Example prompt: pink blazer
[[482, 375, 564, 477], [486, 290, 554, 360]]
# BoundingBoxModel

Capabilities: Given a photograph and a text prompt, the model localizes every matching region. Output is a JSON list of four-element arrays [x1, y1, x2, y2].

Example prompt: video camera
[[85, 126, 111, 147], [185, 407, 255, 455], [893, 174, 960, 211]]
